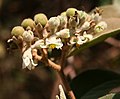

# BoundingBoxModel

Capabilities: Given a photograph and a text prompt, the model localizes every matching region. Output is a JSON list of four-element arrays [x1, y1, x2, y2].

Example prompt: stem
[[32, 49, 76, 99], [60, 45, 76, 99], [32, 49, 61, 71], [59, 70, 76, 99]]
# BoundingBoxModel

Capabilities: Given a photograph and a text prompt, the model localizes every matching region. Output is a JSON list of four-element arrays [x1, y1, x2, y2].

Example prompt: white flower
[[22, 48, 37, 70], [31, 39, 46, 49], [77, 32, 93, 45], [91, 13, 102, 22], [80, 21, 90, 31], [46, 35, 63, 49], [94, 21, 107, 33], [77, 35, 87, 45], [83, 32, 93, 41], [48, 17, 60, 29], [56, 85, 67, 99], [56, 29, 70, 38], [22, 30, 34, 42]]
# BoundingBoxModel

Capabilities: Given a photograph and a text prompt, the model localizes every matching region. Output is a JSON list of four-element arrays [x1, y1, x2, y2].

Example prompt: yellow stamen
[[49, 44, 56, 49]]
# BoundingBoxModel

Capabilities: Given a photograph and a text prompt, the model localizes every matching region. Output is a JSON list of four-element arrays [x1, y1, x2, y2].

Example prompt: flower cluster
[[8, 7, 107, 70]]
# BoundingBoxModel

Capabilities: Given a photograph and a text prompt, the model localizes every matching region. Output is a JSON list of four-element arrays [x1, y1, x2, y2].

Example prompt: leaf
[[100, 5, 120, 18], [68, 18, 120, 57], [70, 69, 120, 99], [81, 80, 120, 99], [98, 93, 115, 99], [98, 93, 120, 99], [113, 93, 120, 99]]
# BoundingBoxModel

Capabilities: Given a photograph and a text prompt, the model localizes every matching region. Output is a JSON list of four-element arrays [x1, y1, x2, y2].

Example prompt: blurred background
[[1, 0, 120, 99]]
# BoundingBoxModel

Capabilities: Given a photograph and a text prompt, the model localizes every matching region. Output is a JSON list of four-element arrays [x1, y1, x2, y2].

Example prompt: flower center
[[49, 44, 56, 49]]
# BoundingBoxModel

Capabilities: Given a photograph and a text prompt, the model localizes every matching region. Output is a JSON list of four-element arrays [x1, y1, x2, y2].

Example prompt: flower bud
[[66, 8, 77, 17], [48, 17, 60, 29], [91, 13, 102, 22], [69, 17, 79, 28], [56, 29, 70, 38], [57, 15, 67, 26], [34, 13, 48, 27], [11, 26, 25, 37], [22, 30, 34, 42], [81, 21, 90, 30], [77, 11, 88, 19], [60, 11, 66, 16], [21, 18, 35, 29], [94, 21, 107, 33]]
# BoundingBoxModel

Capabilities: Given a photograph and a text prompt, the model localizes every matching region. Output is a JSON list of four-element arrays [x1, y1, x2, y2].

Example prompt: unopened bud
[[60, 11, 66, 16], [11, 26, 25, 37], [91, 13, 102, 22], [22, 30, 34, 42], [77, 11, 88, 19], [21, 18, 35, 29], [66, 8, 77, 17], [48, 17, 60, 29], [34, 13, 48, 27], [57, 15, 67, 26], [81, 21, 90, 30], [56, 29, 70, 38]]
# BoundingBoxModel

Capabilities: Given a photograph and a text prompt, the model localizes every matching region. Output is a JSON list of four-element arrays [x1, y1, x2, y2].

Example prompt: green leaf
[[70, 69, 120, 99], [98, 93, 115, 99], [113, 93, 120, 99], [92, 93, 120, 99], [81, 80, 120, 99], [68, 18, 120, 57]]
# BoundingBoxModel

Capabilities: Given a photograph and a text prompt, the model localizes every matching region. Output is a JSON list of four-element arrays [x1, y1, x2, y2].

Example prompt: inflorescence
[[8, 7, 107, 70]]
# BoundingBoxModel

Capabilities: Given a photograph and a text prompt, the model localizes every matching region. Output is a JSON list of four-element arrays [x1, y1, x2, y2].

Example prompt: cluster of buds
[[8, 7, 107, 70]]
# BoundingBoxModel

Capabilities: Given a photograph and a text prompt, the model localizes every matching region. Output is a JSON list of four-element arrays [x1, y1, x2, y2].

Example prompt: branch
[[32, 49, 61, 71]]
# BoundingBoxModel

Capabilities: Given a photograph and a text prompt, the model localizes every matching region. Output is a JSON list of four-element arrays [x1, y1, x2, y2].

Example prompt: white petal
[[59, 85, 67, 99], [22, 48, 38, 70], [31, 59, 38, 66], [83, 32, 93, 41], [22, 61, 27, 69], [91, 13, 102, 22], [27, 62, 32, 70], [56, 95, 60, 99], [46, 36, 63, 49], [94, 21, 107, 33], [32, 40, 47, 49], [23, 57, 30, 67]]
